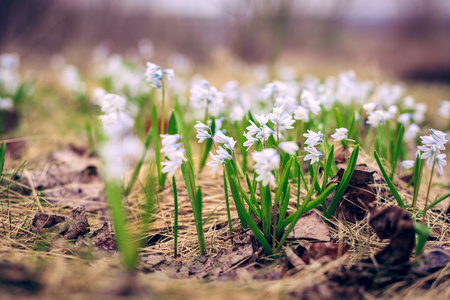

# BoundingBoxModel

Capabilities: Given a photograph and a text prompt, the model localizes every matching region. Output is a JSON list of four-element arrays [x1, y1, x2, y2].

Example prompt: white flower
[[145, 62, 163, 88], [190, 80, 224, 115], [0, 97, 13, 111], [215, 146, 233, 160], [161, 148, 187, 177], [196, 130, 211, 143], [98, 94, 127, 113], [301, 90, 321, 115], [418, 145, 439, 166], [243, 133, 259, 151], [404, 123, 420, 142], [303, 130, 324, 147], [279, 141, 299, 155], [420, 135, 445, 151], [255, 114, 270, 126], [214, 131, 236, 151], [206, 152, 225, 175], [401, 160, 415, 169], [275, 95, 297, 115], [293, 105, 309, 121], [194, 121, 209, 131], [437, 100, 450, 119], [261, 81, 286, 99], [252, 148, 279, 186], [269, 106, 295, 130], [366, 110, 387, 127], [435, 153, 447, 175], [99, 111, 135, 137], [429, 129, 448, 146], [331, 128, 348, 141], [362, 103, 380, 112], [304, 146, 322, 164], [398, 113, 412, 125]]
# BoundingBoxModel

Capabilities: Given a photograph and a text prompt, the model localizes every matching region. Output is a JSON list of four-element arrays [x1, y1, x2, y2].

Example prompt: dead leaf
[[287, 211, 331, 241], [91, 223, 117, 251], [412, 246, 450, 276], [25, 147, 104, 212], [308, 242, 349, 261], [367, 206, 415, 265], [60, 206, 90, 240], [286, 246, 306, 269], [31, 212, 66, 230]]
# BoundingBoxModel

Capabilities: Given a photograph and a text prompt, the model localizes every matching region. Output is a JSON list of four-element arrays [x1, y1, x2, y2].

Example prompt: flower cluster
[[160, 134, 187, 177], [206, 130, 236, 174], [252, 148, 279, 186], [243, 115, 275, 150], [145, 62, 174, 88], [417, 129, 447, 175], [303, 130, 324, 164]]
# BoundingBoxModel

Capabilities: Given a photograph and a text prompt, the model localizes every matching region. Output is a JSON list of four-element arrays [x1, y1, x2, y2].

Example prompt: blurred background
[[1, 0, 450, 81]]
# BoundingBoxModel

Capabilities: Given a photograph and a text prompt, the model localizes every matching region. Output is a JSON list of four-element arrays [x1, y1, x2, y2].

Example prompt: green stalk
[[105, 181, 138, 271], [223, 169, 233, 244], [160, 80, 165, 136], [412, 154, 424, 213], [125, 128, 153, 195], [422, 152, 437, 222], [172, 176, 178, 258]]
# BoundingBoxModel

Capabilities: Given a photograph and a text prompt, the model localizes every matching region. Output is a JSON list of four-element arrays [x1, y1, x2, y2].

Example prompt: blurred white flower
[[437, 100, 450, 119], [404, 123, 420, 142], [435, 153, 447, 175], [301, 90, 321, 115], [366, 110, 387, 127], [190, 80, 224, 115], [293, 105, 309, 121], [279, 141, 299, 155], [401, 160, 415, 169], [0, 97, 13, 111]]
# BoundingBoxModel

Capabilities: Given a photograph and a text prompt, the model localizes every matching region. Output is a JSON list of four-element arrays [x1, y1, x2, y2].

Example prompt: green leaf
[[0, 142, 6, 176], [105, 181, 138, 270], [374, 150, 406, 208], [124, 124, 153, 196], [324, 145, 360, 219], [426, 193, 450, 212], [225, 163, 272, 254], [174, 100, 193, 161], [414, 223, 431, 257], [223, 169, 233, 236], [151, 106, 165, 188], [276, 156, 294, 205], [260, 183, 272, 241], [412, 152, 423, 212], [390, 124, 404, 180], [199, 116, 215, 171], [168, 111, 178, 134], [335, 108, 347, 149]]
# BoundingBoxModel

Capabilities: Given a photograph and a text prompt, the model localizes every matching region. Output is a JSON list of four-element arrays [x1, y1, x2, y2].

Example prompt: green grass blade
[[414, 222, 431, 257], [335, 108, 347, 149], [426, 193, 450, 212], [168, 111, 178, 134], [225, 164, 272, 254], [151, 106, 165, 187], [374, 150, 406, 208], [0, 142, 6, 176], [199, 116, 215, 171], [172, 176, 178, 257], [390, 124, 404, 180], [174, 100, 193, 161], [223, 169, 233, 237], [260, 183, 272, 241], [105, 181, 138, 270], [125, 126, 153, 196], [324, 145, 360, 219], [412, 153, 423, 213]]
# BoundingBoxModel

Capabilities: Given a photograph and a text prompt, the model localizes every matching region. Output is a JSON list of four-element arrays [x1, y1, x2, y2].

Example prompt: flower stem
[[422, 152, 437, 222], [172, 176, 178, 258], [160, 80, 166, 136]]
